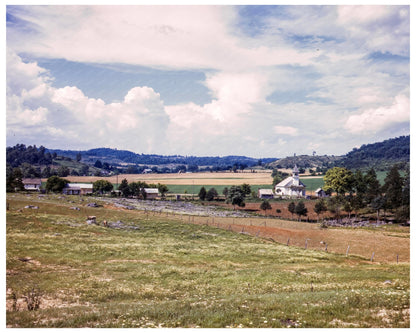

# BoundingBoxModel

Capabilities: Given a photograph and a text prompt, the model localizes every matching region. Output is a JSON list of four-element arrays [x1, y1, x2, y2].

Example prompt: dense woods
[[337, 135, 409, 171]]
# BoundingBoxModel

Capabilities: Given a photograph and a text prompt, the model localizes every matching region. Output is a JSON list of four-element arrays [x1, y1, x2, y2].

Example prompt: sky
[[5, 2, 411, 158]]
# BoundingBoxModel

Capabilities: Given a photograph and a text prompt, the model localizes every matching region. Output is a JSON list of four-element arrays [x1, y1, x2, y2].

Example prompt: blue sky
[[6, 3, 411, 158]]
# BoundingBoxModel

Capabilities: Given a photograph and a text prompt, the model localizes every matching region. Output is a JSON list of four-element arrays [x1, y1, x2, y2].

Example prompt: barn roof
[[22, 178, 42, 185]]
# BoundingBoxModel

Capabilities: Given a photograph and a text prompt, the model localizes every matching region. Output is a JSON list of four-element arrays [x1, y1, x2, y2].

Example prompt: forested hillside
[[337, 135, 409, 171], [267, 136, 410, 172], [46, 147, 276, 169]]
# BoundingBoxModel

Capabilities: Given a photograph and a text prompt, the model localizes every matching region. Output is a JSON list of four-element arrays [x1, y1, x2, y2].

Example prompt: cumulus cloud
[[6, 50, 170, 152], [6, 5, 410, 157], [344, 95, 410, 134]]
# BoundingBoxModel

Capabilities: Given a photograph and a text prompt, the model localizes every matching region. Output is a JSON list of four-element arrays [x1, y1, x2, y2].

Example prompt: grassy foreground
[[6, 194, 409, 328]]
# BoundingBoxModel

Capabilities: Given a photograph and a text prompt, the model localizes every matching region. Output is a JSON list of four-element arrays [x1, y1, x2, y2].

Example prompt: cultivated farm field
[[61, 171, 274, 186], [6, 193, 410, 328]]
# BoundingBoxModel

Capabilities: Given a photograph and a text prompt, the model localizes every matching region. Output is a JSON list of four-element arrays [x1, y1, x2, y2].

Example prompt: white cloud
[[345, 94, 410, 134], [6, 50, 170, 153], [6, 5, 410, 157], [273, 125, 299, 137], [337, 5, 409, 56], [7, 6, 317, 71]]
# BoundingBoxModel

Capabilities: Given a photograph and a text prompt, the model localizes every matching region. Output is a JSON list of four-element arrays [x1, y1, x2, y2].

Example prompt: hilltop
[[267, 135, 410, 172], [267, 154, 340, 171], [336, 135, 409, 171]]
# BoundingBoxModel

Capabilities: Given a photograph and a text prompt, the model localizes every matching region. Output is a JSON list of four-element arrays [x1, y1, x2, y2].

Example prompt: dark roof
[[22, 178, 42, 185]]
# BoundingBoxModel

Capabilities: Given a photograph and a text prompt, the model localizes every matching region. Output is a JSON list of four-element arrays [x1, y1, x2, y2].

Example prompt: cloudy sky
[[6, 3, 410, 158]]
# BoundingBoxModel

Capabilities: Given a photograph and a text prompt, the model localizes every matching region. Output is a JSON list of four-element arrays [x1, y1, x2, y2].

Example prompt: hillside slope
[[337, 135, 409, 171]]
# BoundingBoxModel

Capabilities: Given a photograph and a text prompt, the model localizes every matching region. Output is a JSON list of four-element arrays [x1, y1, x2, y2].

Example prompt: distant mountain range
[[45, 147, 277, 170]]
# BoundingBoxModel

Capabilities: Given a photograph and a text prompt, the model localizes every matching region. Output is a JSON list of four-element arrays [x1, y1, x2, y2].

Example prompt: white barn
[[63, 183, 93, 195], [275, 165, 306, 198]]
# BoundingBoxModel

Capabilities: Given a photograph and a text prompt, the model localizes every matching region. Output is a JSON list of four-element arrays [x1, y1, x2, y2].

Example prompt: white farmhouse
[[274, 165, 306, 198]]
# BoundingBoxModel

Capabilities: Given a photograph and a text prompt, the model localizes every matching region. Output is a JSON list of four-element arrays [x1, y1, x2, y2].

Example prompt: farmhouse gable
[[22, 178, 42, 191]]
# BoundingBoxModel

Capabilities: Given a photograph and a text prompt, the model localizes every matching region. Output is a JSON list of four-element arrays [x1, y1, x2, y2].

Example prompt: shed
[[144, 188, 159, 199], [258, 189, 274, 199], [315, 188, 328, 198]]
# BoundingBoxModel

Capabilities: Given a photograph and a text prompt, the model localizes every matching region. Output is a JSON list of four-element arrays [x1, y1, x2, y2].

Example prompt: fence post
[[346, 245, 350, 257], [287, 238, 290, 246], [371, 252, 375, 262], [397, 254, 399, 264]]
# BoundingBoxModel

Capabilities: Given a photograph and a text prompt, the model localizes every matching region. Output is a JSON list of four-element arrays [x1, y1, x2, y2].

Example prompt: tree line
[[311, 164, 409, 223]]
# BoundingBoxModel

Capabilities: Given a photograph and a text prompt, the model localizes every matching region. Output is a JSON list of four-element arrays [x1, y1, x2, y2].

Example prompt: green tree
[[45, 176, 69, 193], [240, 183, 251, 197], [228, 185, 246, 210], [323, 167, 354, 195], [222, 187, 229, 199], [343, 200, 353, 222], [57, 165, 70, 177], [327, 196, 344, 222], [260, 200, 272, 215], [288, 201, 296, 219], [371, 195, 386, 223], [295, 201, 308, 221], [364, 168, 381, 204], [382, 164, 403, 211], [313, 199, 327, 222], [206, 188, 218, 201], [6, 167, 25, 192], [198, 187, 207, 201], [157, 183, 169, 199], [118, 178, 131, 197], [76, 152, 82, 162], [80, 165, 89, 176], [93, 179, 114, 194], [353, 170, 368, 197]]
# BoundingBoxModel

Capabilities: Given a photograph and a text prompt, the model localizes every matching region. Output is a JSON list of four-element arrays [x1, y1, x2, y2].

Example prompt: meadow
[[6, 193, 410, 328]]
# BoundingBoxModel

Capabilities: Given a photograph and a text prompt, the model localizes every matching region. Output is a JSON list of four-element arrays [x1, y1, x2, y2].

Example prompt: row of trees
[[117, 179, 168, 199], [320, 165, 409, 222]]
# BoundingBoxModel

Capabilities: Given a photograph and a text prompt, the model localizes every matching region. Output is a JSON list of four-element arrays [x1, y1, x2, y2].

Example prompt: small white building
[[22, 178, 42, 191], [63, 183, 93, 195], [275, 165, 306, 198], [258, 189, 274, 199]]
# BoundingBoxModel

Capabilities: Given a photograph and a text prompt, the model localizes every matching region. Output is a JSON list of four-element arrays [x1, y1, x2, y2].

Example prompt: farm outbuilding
[[258, 189, 274, 199], [22, 178, 42, 191], [63, 183, 93, 195], [315, 187, 328, 197], [144, 188, 159, 199]]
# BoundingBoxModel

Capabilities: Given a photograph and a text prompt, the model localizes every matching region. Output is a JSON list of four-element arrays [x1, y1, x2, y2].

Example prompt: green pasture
[[6, 193, 409, 328]]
